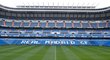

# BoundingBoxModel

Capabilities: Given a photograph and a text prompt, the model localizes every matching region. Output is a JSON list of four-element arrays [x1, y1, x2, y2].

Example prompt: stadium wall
[[0, 38, 110, 46]]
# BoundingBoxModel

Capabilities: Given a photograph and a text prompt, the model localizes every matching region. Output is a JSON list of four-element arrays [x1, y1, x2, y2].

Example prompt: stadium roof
[[0, 0, 110, 9]]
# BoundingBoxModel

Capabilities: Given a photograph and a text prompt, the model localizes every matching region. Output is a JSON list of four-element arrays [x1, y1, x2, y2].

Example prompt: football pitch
[[0, 45, 110, 60]]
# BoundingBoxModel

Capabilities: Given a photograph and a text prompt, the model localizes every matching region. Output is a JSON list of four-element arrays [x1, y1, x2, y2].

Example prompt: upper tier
[[0, 5, 110, 20]]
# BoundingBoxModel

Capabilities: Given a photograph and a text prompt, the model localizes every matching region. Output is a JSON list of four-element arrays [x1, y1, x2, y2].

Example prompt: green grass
[[0, 45, 110, 60]]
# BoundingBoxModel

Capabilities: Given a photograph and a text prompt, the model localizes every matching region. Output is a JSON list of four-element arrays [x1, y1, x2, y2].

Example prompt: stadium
[[0, 0, 110, 60]]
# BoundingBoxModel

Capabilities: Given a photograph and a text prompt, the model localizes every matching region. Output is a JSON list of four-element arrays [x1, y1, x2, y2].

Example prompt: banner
[[0, 38, 110, 46]]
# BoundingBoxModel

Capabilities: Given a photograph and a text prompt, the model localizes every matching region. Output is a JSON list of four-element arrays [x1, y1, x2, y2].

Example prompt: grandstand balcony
[[0, 28, 110, 39], [0, 19, 110, 29]]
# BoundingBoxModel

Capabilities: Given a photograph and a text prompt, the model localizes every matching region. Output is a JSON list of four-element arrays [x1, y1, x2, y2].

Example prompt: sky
[[0, 0, 110, 9]]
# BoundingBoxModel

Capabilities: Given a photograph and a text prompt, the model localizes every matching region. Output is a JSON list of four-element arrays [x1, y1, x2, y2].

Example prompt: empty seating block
[[23, 21, 29, 27], [57, 22, 64, 28], [65, 22, 72, 28], [74, 23, 81, 28], [0, 20, 4, 26], [6, 21, 12, 27], [82, 22, 89, 28], [40, 22, 46, 28], [30, 22, 38, 27], [90, 22, 97, 28], [108, 21, 110, 27], [99, 22, 106, 28], [14, 21, 21, 27], [48, 23, 55, 28]]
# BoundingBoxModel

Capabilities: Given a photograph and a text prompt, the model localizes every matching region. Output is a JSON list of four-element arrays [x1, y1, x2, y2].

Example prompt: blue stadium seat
[[8, 33, 19, 37], [99, 22, 106, 28], [6, 21, 12, 27], [48, 22, 55, 28], [23, 21, 29, 27], [74, 23, 81, 28], [40, 22, 46, 28], [0, 20, 4, 26], [65, 22, 72, 28], [82, 22, 89, 28], [30, 22, 38, 27], [90, 23, 97, 28], [14, 21, 21, 27], [57, 22, 64, 28], [108, 21, 110, 27]]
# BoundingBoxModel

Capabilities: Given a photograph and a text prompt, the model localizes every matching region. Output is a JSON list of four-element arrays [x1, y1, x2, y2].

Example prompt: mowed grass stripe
[[0, 46, 36, 60], [56, 46, 68, 60], [73, 46, 100, 60], [62, 46, 81, 60], [0, 45, 16, 49], [88, 46, 110, 52], [83, 46, 110, 60], [67, 46, 95, 60], [42, 46, 56, 60], [13, 46, 44, 60], [91, 46, 110, 54], [0, 45, 25, 57], [0, 45, 23, 59], [98, 46, 110, 52], [0, 45, 23, 53], [77, 46, 105, 60], [83, 46, 105, 54], [81, 46, 109, 60], [27, 46, 50, 60]]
